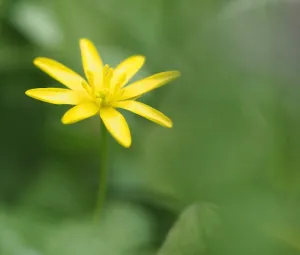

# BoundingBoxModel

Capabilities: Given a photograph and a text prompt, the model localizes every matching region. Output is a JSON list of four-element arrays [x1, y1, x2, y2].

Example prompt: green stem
[[94, 123, 108, 221]]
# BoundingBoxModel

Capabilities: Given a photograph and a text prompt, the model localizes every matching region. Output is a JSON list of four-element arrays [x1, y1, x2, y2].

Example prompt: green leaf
[[44, 202, 154, 255], [158, 203, 220, 255], [9, 1, 63, 49]]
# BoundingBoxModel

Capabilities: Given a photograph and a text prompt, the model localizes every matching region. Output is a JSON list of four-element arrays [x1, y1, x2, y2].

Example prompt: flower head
[[25, 39, 180, 147]]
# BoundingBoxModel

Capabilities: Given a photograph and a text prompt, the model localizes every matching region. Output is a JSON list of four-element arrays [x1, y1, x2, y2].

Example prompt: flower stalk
[[94, 122, 108, 221], [25, 38, 180, 217]]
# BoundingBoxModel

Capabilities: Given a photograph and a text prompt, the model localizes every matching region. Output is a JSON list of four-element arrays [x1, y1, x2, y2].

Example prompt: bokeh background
[[1, 0, 300, 254]]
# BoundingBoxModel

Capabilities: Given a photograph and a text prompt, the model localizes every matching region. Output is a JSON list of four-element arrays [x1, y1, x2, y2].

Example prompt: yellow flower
[[25, 39, 180, 148]]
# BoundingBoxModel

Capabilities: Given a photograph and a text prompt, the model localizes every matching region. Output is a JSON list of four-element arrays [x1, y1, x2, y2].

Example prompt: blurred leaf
[[221, 0, 281, 18], [0, 202, 154, 255], [100, 202, 154, 252], [9, 0, 63, 49], [45, 202, 154, 255], [0, 45, 34, 71], [158, 203, 220, 255], [20, 161, 90, 217], [0, 210, 42, 255], [94, 0, 163, 47], [0, 0, 12, 18]]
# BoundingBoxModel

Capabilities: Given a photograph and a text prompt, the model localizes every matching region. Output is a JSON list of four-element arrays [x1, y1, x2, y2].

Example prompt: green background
[[1, 0, 300, 254]]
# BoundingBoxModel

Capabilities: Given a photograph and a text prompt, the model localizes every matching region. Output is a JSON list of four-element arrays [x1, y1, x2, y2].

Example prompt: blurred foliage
[[2, 0, 300, 254], [158, 203, 221, 255]]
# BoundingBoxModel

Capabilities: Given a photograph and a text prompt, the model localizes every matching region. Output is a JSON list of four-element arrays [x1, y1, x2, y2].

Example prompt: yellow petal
[[25, 88, 88, 105], [119, 71, 180, 100], [99, 107, 131, 148], [34, 57, 87, 91], [62, 102, 99, 124], [111, 55, 145, 89], [113, 101, 173, 128], [80, 38, 103, 90]]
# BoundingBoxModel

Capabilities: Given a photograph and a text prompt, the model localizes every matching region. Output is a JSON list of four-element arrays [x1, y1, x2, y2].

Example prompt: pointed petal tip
[[79, 38, 94, 47], [33, 57, 50, 63], [132, 55, 146, 68], [25, 89, 31, 96], [108, 128, 132, 148], [121, 135, 132, 147], [133, 55, 146, 67], [25, 89, 35, 99], [166, 120, 173, 128], [61, 117, 73, 125], [169, 70, 181, 78], [61, 114, 68, 124], [61, 117, 70, 125], [32, 57, 52, 69], [61, 113, 77, 125], [113, 130, 132, 148], [79, 38, 89, 44], [159, 117, 173, 128], [122, 139, 132, 148], [161, 70, 181, 81], [25, 88, 37, 98], [33, 57, 42, 66], [133, 55, 146, 62], [162, 115, 173, 128]]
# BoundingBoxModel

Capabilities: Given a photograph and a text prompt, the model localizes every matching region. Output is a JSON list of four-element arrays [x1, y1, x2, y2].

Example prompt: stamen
[[113, 73, 126, 92], [95, 88, 110, 106], [86, 70, 96, 93], [102, 64, 109, 78], [81, 81, 91, 94], [102, 64, 109, 88], [96, 97, 102, 106], [106, 67, 113, 84], [102, 65, 114, 88]]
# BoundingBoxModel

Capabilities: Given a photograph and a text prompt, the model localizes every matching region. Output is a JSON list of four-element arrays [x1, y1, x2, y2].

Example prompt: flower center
[[95, 88, 111, 106]]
